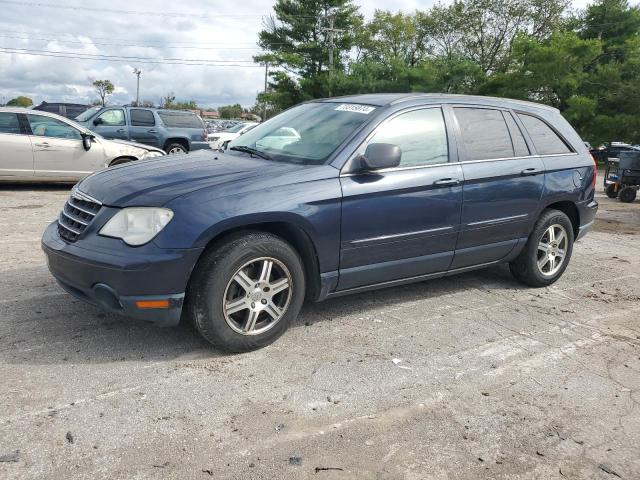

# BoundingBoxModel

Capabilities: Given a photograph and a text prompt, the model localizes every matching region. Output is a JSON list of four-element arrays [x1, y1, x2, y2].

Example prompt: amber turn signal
[[135, 299, 170, 309]]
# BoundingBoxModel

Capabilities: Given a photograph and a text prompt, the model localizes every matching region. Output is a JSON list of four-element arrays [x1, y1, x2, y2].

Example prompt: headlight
[[142, 151, 164, 159], [99, 208, 173, 246]]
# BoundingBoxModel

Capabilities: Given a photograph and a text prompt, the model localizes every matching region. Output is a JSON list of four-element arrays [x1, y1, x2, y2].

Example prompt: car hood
[[77, 149, 337, 207]]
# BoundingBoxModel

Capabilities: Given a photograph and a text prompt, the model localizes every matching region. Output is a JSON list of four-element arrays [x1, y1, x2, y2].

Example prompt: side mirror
[[82, 134, 93, 151], [93, 118, 103, 126], [359, 143, 402, 170]]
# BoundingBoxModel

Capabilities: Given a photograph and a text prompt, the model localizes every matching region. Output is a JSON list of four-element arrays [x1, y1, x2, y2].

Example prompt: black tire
[[165, 142, 188, 155], [605, 183, 618, 199], [509, 209, 574, 288], [186, 231, 306, 352], [619, 187, 637, 203]]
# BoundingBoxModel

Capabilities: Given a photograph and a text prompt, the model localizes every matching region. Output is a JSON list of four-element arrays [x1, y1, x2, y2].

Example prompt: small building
[[201, 110, 220, 119]]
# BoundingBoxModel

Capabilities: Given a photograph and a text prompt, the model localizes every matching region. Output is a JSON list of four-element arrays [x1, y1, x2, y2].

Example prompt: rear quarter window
[[517, 113, 572, 155], [157, 111, 203, 128]]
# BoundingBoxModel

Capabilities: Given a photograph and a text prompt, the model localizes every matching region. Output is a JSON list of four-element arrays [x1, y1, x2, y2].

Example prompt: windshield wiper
[[229, 145, 271, 160]]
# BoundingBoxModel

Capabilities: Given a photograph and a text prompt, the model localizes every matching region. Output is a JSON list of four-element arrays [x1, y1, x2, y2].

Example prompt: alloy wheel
[[537, 224, 568, 277], [168, 146, 186, 155], [222, 257, 293, 335]]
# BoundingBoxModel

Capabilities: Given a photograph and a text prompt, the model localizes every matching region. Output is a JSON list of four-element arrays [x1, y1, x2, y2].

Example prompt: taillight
[[591, 153, 597, 188]]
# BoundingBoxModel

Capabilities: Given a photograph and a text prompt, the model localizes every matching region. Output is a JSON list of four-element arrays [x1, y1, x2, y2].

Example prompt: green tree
[[6, 96, 33, 107], [218, 104, 244, 119], [92, 79, 114, 106], [255, 0, 363, 111], [161, 92, 176, 108]]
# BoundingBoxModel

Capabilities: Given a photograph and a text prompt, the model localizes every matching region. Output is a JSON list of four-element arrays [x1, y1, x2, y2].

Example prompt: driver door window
[[27, 115, 82, 140], [97, 109, 125, 126]]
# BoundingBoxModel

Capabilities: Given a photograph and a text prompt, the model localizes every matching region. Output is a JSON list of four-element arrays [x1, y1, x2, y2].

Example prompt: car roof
[[0, 106, 92, 129], [317, 93, 558, 112]]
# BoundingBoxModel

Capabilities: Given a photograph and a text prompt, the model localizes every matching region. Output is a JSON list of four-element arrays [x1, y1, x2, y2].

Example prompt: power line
[[0, 33, 265, 50], [0, 46, 256, 63], [0, 0, 315, 19], [0, 48, 263, 67], [0, 29, 279, 46]]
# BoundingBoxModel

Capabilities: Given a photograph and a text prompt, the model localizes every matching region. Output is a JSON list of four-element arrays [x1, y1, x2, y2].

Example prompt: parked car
[[255, 126, 301, 150], [208, 122, 258, 150], [42, 94, 597, 352], [75, 106, 209, 155], [591, 142, 640, 163], [33, 101, 89, 120], [0, 107, 165, 182], [206, 119, 242, 134]]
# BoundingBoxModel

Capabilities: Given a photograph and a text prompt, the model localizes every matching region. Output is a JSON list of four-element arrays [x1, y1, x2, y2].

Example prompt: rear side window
[[454, 108, 514, 160], [504, 112, 530, 157], [0, 112, 21, 134], [517, 113, 571, 155], [130, 109, 155, 127], [369, 108, 449, 167], [158, 111, 203, 128]]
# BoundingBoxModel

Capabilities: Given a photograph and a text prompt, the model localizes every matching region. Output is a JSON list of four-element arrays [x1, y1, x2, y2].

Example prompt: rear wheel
[[165, 143, 188, 155], [187, 232, 305, 352], [509, 209, 574, 287], [605, 183, 618, 199], [619, 186, 637, 203]]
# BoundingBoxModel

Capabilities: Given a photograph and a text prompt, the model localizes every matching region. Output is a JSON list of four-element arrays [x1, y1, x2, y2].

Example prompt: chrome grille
[[57, 189, 102, 242]]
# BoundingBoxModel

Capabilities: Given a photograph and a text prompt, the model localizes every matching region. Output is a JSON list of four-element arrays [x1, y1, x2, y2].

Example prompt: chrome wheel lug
[[261, 299, 267, 305]]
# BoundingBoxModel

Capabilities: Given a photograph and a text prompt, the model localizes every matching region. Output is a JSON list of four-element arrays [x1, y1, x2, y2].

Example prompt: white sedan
[[208, 122, 258, 150], [0, 107, 165, 182]]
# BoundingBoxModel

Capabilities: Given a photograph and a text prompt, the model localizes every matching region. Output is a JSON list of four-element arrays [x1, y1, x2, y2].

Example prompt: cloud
[[0, 0, 589, 108]]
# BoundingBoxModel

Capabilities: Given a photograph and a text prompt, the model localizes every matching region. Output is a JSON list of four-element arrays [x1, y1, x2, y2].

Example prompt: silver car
[[0, 107, 165, 182]]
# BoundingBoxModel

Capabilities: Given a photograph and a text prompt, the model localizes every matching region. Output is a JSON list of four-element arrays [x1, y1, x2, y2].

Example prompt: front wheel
[[187, 232, 305, 352], [509, 209, 574, 287], [165, 143, 188, 155]]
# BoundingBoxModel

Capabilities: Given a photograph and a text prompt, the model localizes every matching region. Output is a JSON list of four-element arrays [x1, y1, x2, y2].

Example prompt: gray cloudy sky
[[0, 0, 592, 109]]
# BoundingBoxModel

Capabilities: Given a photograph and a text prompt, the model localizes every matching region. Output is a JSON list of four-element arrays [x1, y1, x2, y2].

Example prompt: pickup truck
[[75, 106, 210, 155]]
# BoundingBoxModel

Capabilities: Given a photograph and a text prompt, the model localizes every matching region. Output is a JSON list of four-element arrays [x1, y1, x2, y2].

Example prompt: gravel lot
[[1, 182, 639, 479]]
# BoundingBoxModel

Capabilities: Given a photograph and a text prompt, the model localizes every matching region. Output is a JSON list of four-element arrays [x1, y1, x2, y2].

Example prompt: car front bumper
[[41, 221, 203, 327]]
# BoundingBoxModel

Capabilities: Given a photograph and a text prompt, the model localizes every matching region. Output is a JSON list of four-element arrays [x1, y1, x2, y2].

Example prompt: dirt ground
[[0, 183, 639, 479]]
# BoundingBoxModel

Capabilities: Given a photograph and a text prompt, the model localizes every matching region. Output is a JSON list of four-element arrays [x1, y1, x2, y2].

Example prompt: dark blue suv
[[42, 94, 598, 352]]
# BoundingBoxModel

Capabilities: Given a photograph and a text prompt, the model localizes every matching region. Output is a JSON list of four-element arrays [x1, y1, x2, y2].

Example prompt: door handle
[[434, 178, 460, 186], [521, 168, 542, 176], [116, 129, 126, 133], [34, 142, 50, 148], [147, 129, 158, 133]]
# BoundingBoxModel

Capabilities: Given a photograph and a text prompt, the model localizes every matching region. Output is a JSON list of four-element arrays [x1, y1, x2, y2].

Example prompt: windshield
[[75, 106, 102, 122], [228, 102, 376, 165]]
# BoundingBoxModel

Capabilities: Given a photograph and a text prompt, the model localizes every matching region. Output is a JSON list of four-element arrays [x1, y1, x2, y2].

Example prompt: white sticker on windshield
[[335, 104, 375, 114]]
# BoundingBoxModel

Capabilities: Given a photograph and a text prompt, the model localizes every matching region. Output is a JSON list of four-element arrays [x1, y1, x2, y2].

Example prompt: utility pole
[[262, 62, 268, 122], [133, 68, 142, 106], [321, 9, 344, 97]]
